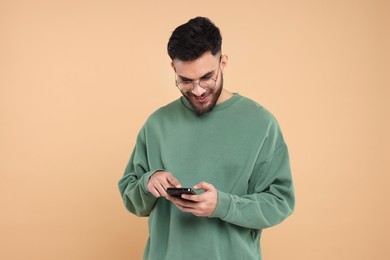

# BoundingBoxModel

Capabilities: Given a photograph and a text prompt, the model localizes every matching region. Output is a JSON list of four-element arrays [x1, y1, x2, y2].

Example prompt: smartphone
[[166, 187, 196, 197]]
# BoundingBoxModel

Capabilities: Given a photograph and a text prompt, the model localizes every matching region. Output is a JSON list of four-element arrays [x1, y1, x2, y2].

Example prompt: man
[[118, 17, 294, 260]]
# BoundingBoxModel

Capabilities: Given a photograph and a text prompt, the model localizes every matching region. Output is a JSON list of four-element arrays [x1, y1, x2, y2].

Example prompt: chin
[[189, 90, 221, 115], [194, 104, 214, 115], [184, 75, 224, 115]]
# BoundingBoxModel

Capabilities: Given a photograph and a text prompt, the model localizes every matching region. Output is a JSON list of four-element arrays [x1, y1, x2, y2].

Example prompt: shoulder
[[237, 95, 288, 151], [143, 98, 183, 127], [236, 94, 278, 126], [152, 98, 181, 116], [234, 95, 286, 144]]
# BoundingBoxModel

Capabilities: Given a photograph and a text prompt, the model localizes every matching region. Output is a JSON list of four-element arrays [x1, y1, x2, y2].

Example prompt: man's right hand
[[147, 171, 182, 198]]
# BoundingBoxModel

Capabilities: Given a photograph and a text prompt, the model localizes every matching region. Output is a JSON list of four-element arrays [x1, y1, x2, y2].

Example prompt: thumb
[[194, 181, 215, 191]]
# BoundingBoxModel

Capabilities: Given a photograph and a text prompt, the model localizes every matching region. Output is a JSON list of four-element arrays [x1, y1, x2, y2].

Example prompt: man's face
[[172, 52, 224, 115]]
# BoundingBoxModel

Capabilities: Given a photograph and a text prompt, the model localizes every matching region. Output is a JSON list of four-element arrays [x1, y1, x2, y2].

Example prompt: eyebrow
[[178, 70, 215, 81]]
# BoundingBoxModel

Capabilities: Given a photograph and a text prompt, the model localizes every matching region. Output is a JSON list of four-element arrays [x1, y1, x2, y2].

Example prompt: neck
[[216, 89, 234, 104]]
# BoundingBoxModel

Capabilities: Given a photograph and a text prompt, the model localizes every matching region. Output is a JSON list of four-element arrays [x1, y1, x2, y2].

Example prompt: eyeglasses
[[175, 56, 222, 92]]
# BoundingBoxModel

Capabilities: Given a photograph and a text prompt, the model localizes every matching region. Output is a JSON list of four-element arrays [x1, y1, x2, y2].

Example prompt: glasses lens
[[199, 78, 216, 89], [176, 64, 220, 91], [178, 81, 193, 92]]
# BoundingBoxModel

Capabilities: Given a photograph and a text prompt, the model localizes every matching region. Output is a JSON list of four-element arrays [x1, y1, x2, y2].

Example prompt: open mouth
[[193, 94, 210, 103]]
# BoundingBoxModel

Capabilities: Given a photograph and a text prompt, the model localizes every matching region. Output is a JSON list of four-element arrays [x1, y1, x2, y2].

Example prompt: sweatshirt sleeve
[[118, 127, 164, 217], [211, 120, 295, 229]]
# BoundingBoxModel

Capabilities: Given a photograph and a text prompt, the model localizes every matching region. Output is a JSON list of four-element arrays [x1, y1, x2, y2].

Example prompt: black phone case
[[166, 188, 196, 197]]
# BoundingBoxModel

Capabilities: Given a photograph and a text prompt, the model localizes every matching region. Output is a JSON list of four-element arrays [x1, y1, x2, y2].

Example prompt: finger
[[149, 187, 162, 198], [155, 183, 168, 197], [167, 175, 182, 188], [166, 194, 187, 204], [194, 181, 214, 191], [168, 195, 196, 208], [174, 202, 196, 213], [181, 194, 201, 202], [166, 194, 182, 204], [177, 205, 195, 213], [165, 194, 173, 201]]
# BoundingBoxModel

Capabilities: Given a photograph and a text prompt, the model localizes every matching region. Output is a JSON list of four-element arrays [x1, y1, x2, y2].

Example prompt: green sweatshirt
[[118, 93, 294, 260]]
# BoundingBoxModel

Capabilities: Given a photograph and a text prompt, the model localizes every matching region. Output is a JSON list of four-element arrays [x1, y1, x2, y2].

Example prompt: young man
[[118, 17, 295, 260]]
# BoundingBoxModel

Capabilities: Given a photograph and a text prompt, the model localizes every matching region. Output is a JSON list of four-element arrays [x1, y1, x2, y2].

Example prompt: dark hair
[[167, 17, 222, 61]]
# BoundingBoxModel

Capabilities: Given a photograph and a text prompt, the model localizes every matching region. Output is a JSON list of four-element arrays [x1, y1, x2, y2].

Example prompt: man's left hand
[[166, 181, 218, 217]]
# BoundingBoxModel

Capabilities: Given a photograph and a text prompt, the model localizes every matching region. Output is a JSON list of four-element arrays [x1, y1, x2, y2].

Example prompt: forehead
[[173, 52, 218, 79]]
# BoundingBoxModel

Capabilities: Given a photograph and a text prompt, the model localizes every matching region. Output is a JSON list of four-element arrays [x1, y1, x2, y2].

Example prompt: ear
[[220, 54, 228, 73], [170, 61, 176, 72]]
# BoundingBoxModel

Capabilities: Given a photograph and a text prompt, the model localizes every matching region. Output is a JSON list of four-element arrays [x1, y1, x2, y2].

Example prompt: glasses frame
[[175, 55, 222, 93]]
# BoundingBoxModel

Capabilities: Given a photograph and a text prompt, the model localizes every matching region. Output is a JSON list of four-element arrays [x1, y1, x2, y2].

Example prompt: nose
[[191, 81, 207, 96]]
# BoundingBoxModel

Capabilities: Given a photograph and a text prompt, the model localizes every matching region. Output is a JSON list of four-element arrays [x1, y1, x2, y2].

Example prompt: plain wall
[[1, 0, 389, 259]]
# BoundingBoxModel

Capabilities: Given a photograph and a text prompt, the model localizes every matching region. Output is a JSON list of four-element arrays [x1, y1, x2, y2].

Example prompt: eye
[[201, 72, 214, 81], [200, 76, 213, 83]]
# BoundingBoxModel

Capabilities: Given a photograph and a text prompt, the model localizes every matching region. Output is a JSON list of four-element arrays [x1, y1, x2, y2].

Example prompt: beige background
[[1, 0, 389, 259]]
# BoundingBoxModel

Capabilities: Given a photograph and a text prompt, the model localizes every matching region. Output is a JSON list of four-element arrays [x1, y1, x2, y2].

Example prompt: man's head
[[168, 17, 228, 115], [167, 17, 222, 61]]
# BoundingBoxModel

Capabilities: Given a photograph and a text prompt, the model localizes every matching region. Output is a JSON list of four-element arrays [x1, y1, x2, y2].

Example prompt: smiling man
[[173, 53, 227, 115], [118, 17, 295, 260]]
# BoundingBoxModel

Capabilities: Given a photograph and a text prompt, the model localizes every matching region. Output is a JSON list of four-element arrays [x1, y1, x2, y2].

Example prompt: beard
[[182, 74, 224, 116]]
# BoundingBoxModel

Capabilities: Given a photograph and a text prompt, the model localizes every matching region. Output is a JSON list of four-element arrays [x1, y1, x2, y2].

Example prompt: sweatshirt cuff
[[140, 169, 165, 194], [210, 191, 231, 219]]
